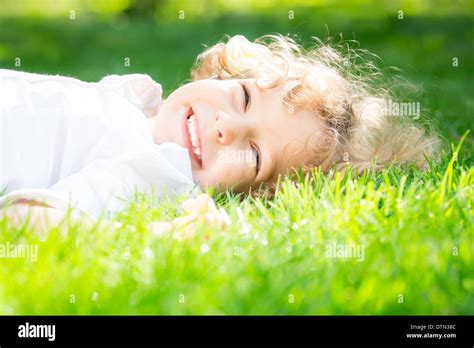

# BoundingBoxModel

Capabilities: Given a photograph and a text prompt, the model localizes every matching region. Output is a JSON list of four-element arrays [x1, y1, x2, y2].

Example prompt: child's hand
[[149, 194, 230, 239]]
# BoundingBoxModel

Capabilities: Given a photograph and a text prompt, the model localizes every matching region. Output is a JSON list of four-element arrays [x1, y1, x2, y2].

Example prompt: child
[[0, 34, 438, 234]]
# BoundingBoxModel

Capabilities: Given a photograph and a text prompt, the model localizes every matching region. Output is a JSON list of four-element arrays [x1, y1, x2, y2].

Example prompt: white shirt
[[0, 69, 198, 218]]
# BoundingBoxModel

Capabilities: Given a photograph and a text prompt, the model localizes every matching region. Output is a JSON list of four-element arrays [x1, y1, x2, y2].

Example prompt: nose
[[215, 110, 251, 145]]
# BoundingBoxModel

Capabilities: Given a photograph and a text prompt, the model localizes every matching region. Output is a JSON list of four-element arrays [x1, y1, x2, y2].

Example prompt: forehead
[[250, 79, 326, 184]]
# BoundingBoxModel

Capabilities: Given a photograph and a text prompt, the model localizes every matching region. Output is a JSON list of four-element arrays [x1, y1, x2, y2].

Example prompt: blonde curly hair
[[190, 34, 439, 194]]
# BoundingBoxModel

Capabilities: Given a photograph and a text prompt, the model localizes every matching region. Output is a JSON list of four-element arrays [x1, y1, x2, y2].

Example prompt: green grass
[[0, 8, 473, 314], [0, 135, 473, 315]]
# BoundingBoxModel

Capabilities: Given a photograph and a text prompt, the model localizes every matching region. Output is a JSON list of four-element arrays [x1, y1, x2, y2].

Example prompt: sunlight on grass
[[1, 136, 472, 314]]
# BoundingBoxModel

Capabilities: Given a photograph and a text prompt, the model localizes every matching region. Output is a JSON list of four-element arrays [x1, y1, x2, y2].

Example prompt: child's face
[[149, 78, 325, 193]]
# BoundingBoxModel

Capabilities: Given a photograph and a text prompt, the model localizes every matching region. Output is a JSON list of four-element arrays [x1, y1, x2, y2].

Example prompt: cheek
[[167, 80, 226, 115], [192, 162, 250, 191], [168, 81, 210, 104], [191, 166, 229, 189]]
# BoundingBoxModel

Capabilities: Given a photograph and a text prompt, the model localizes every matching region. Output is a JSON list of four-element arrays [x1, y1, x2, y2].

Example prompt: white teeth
[[186, 114, 201, 159]]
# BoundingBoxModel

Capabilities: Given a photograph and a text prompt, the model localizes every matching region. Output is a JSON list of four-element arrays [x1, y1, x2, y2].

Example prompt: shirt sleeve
[[0, 188, 95, 219], [0, 144, 200, 218], [97, 74, 163, 118]]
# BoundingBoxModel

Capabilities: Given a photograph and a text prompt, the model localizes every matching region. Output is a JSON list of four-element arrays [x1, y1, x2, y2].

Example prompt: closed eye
[[242, 83, 251, 112]]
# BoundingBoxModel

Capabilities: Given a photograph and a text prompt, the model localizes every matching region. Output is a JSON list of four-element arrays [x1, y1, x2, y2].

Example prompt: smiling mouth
[[182, 106, 202, 166], [186, 114, 202, 159]]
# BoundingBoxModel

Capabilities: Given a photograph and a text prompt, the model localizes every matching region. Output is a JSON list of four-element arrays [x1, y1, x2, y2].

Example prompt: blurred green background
[[0, 0, 473, 148]]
